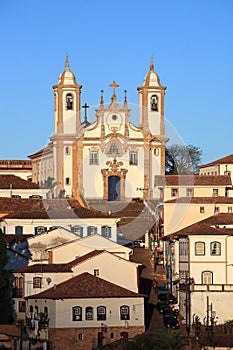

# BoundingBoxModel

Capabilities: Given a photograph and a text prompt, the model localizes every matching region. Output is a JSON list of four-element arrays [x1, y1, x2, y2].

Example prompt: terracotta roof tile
[[13, 263, 72, 273], [0, 175, 39, 189], [155, 175, 231, 186], [198, 154, 233, 168], [26, 272, 145, 299], [165, 197, 233, 204], [0, 325, 20, 337]]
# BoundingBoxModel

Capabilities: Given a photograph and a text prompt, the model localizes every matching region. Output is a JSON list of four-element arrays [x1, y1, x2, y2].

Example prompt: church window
[[151, 95, 158, 111], [90, 150, 98, 165], [65, 146, 71, 155], [129, 151, 138, 165], [66, 93, 73, 110], [154, 148, 159, 156], [66, 177, 71, 185], [108, 144, 119, 155]]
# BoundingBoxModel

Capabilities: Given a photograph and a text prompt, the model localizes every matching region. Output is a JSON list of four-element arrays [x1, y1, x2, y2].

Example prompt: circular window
[[112, 114, 117, 121]]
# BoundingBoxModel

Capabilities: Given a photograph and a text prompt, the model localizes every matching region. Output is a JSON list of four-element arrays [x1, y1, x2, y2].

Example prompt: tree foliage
[[0, 229, 13, 324], [165, 144, 203, 175]]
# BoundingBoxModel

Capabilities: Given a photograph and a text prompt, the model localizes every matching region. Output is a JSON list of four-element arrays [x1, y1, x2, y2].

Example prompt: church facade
[[29, 57, 168, 201]]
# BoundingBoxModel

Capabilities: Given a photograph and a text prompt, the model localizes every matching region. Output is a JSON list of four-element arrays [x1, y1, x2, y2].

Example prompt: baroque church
[[29, 57, 168, 201]]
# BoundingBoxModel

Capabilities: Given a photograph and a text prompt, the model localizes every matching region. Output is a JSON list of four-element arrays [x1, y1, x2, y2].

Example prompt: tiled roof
[[0, 159, 32, 170], [4, 234, 33, 244], [155, 175, 232, 186], [0, 198, 110, 219], [0, 325, 20, 337], [0, 175, 39, 189], [28, 144, 53, 159], [198, 154, 233, 168], [165, 197, 233, 204], [26, 272, 145, 299], [170, 213, 233, 237], [13, 263, 72, 273]]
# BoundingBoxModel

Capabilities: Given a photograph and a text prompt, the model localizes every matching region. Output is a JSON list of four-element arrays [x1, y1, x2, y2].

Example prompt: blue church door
[[108, 176, 120, 201]]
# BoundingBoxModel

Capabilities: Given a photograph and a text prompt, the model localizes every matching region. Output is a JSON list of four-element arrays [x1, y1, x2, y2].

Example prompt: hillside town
[[1, 58, 233, 350]]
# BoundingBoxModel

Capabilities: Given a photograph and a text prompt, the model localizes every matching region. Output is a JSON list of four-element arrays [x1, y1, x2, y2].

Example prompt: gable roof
[[26, 272, 145, 299], [170, 213, 233, 237], [155, 175, 231, 186], [198, 154, 233, 168]]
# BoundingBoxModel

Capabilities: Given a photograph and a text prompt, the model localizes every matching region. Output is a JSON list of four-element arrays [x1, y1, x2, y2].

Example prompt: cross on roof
[[109, 80, 119, 96], [82, 103, 89, 120]]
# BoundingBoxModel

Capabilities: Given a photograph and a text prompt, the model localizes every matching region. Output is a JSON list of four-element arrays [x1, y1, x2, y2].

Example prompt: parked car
[[163, 315, 180, 329], [162, 306, 179, 317], [156, 301, 170, 313], [158, 292, 178, 304], [156, 284, 167, 293]]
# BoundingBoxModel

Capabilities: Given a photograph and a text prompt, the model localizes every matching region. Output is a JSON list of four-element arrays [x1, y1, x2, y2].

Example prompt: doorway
[[108, 176, 120, 201]]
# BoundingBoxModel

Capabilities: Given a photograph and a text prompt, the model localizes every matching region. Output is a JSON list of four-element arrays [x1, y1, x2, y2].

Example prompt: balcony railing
[[12, 288, 23, 298]]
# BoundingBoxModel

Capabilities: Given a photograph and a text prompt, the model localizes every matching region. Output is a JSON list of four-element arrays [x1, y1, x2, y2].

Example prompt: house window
[[89, 150, 98, 165], [200, 207, 205, 213], [94, 269, 99, 276], [224, 171, 231, 176], [35, 226, 46, 235], [120, 305, 130, 320], [201, 271, 213, 284], [101, 226, 112, 238], [129, 151, 138, 165], [108, 144, 119, 155], [171, 188, 178, 197], [15, 226, 23, 234], [72, 306, 82, 321], [215, 206, 220, 213], [195, 241, 205, 255], [228, 207, 232, 213], [72, 226, 83, 237], [33, 276, 42, 289], [210, 241, 221, 256], [212, 188, 219, 197], [18, 301, 26, 313], [87, 226, 97, 236], [78, 333, 84, 340], [13, 277, 23, 297], [186, 188, 193, 197], [66, 93, 73, 110], [97, 306, 106, 321], [85, 307, 94, 320]]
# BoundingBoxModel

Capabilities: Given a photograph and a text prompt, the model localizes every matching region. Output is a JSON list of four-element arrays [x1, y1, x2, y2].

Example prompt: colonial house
[[0, 160, 32, 180], [154, 175, 232, 202], [164, 213, 233, 329], [25, 272, 145, 350], [28, 57, 168, 201], [163, 196, 233, 236], [198, 154, 233, 184], [0, 198, 119, 242]]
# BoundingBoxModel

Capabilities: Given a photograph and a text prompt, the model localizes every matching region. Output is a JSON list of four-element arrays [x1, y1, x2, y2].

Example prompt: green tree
[[166, 144, 203, 175], [44, 176, 59, 198], [154, 329, 187, 350], [0, 229, 13, 324]]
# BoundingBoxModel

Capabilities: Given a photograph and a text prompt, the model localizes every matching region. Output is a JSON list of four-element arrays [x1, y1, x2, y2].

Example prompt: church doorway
[[108, 176, 120, 201]]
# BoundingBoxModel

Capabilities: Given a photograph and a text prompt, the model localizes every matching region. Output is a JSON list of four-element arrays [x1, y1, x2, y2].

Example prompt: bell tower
[[51, 56, 82, 197], [137, 57, 166, 136]]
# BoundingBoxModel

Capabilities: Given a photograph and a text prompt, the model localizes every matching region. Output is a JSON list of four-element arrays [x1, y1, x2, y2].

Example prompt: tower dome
[[143, 57, 162, 87], [58, 55, 77, 85]]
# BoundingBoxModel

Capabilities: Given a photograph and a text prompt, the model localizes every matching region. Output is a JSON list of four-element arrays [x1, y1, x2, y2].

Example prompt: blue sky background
[[0, 0, 232, 164]]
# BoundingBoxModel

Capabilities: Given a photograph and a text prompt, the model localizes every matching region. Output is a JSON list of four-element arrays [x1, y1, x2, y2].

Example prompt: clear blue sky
[[0, 0, 232, 164]]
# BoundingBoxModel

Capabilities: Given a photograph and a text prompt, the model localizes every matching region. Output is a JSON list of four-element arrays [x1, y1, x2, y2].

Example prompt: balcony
[[12, 288, 23, 298]]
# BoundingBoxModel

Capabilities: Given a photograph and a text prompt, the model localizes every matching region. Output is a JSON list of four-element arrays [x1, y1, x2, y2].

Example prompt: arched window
[[120, 305, 130, 320], [35, 226, 46, 235], [85, 307, 94, 320], [195, 241, 205, 256], [151, 95, 158, 111], [108, 144, 119, 155], [15, 226, 23, 234], [72, 306, 82, 321], [210, 241, 221, 256], [201, 271, 213, 284], [97, 306, 106, 321], [66, 93, 73, 110], [89, 149, 98, 165]]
